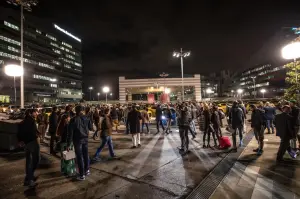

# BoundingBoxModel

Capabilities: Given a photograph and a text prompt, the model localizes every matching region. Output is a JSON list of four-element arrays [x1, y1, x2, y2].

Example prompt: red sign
[[147, 94, 155, 104], [160, 93, 170, 103]]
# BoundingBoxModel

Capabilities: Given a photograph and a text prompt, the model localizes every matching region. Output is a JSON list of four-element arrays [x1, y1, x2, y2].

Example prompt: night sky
[[3, 0, 300, 99]]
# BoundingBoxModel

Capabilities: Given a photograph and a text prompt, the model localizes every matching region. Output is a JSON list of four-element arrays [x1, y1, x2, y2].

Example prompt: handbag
[[63, 150, 76, 160]]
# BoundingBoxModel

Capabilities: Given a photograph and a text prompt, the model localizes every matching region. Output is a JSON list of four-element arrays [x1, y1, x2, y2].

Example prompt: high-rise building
[[0, 7, 82, 103]]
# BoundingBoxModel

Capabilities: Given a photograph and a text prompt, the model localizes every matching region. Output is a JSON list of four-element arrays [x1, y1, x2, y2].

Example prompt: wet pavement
[[0, 124, 234, 199]]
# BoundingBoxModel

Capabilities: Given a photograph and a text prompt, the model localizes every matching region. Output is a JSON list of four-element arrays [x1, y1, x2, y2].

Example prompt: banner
[[147, 94, 155, 104], [160, 93, 170, 103]]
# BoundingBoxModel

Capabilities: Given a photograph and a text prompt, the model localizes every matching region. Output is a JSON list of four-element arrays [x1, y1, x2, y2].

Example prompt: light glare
[[103, 86, 110, 93], [282, 42, 300, 60], [4, 64, 23, 77]]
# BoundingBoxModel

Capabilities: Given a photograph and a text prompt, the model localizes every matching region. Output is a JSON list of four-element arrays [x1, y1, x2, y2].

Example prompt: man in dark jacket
[[17, 109, 40, 187], [290, 100, 300, 149], [68, 105, 93, 181], [156, 104, 165, 133], [250, 105, 265, 155], [275, 105, 297, 161], [127, 105, 142, 148], [229, 101, 244, 152], [264, 102, 276, 134], [110, 105, 119, 133], [49, 106, 58, 154], [178, 104, 190, 155]]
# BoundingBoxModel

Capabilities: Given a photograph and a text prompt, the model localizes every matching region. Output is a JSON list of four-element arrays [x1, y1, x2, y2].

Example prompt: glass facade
[[0, 16, 82, 103]]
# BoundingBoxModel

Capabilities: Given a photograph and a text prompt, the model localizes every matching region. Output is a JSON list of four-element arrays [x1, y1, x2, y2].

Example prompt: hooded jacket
[[68, 114, 93, 144]]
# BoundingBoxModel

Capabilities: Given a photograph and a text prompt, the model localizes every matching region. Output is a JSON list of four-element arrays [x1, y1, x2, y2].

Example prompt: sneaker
[[253, 148, 259, 152], [131, 146, 137, 149], [138, 144, 141, 148], [239, 141, 244, 147], [76, 175, 85, 181], [111, 155, 119, 159], [257, 149, 263, 156], [203, 144, 206, 148], [85, 170, 91, 176], [24, 180, 36, 187], [288, 151, 297, 159]]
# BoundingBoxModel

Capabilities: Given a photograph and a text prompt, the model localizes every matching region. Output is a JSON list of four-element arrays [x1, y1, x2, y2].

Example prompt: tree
[[284, 61, 300, 100]]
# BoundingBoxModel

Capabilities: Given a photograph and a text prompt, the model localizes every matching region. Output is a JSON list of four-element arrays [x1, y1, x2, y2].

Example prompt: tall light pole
[[173, 49, 190, 101], [251, 76, 256, 98], [260, 89, 266, 98], [6, 0, 39, 108], [97, 92, 100, 101], [103, 86, 110, 104], [88, 86, 93, 101], [4, 64, 23, 104], [282, 42, 300, 86]]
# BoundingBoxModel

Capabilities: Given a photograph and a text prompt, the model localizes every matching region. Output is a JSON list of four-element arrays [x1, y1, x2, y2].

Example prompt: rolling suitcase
[[219, 136, 231, 149]]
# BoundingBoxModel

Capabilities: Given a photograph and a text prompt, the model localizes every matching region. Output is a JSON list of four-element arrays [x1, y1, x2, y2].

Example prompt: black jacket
[[251, 108, 264, 128], [229, 106, 244, 128], [291, 106, 300, 127], [17, 116, 38, 144], [68, 114, 93, 144], [127, 109, 142, 134], [156, 107, 163, 120], [211, 110, 221, 127], [275, 112, 294, 139], [49, 111, 58, 134]]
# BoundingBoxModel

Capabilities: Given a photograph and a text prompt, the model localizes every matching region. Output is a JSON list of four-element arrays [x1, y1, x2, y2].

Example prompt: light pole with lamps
[[251, 76, 256, 98], [4, 64, 23, 104], [206, 88, 213, 99], [173, 49, 191, 101], [260, 89, 266, 98], [282, 42, 300, 85], [237, 89, 243, 100], [6, 0, 39, 108], [88, 86, 93, 101], [103, 86, 110, 104], [97, 92, 100, 101]]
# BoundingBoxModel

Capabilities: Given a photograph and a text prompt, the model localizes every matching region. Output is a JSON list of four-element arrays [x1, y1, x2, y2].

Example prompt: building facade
[[119, 75, 201, 103], [0, 7, 82, 103]]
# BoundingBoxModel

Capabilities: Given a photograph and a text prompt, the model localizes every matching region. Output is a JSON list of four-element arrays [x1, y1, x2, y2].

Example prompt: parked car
[[0, 104, 9, 113], [5, 105, 20, 115], [8, 108, 26, 120]]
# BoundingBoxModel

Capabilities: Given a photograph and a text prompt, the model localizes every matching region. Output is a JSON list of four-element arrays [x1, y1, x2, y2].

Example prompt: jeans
[[277, 136, 292, 160], [266, 120, 274, 134], [142, 123, 149, 133], [232, 125, 243, 148], [253, 125, 264, 150], [74, 141, 89, 177], [190, 120, 196, 133], [156, 119, 165, 132], [25, 140, 40, 182], [94, 136, 115, 157], [179, 126, 189, 152]]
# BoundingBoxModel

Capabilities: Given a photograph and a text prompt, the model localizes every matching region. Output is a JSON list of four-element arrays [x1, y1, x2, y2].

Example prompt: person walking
[[177, 104, 190, 155], [202, 103, 213, 148], [141, 107, 150, 134], [275, 105, 297, 162], [156, 104, 165, 133], [49, 106, 59, 154], [123, 106, 131, 134], [93, 108, 118, 161], [92, 107, 100, 140], [37, 108, 48, 143], [164, 105, 172, 134], [68, 105, 93, 181], [127, 105, 142, 148], [250, 104, 265, 156], [229, 101, 245, 152], [110, 105, 119, 133], [211, 105, 222, 146], [17, 109, 40, 187], [264, 102, 276, 134]]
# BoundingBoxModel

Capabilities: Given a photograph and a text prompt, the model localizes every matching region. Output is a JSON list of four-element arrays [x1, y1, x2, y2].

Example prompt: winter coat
[[177, 108, 190, 127], [127, 109, 142, 134], [48, 111, 58, 135], [264, 106, 276, 120], [291, 106, 300, 127], [17, 116, 39, 144], [251, 109, 265, 128], [110, 108, 118, 120], [229, 106, 244, 129], [156, 106, 163, 120], [203, 109, 211, 131], [68, 114, 93, 144], [274, 112, 294, 139], [141, 110, 149, 123], [211, 110, 221, 128]]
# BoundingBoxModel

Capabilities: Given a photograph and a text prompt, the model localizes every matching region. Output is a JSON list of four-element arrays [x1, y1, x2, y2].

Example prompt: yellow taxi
[[0, 104, 9, 113]]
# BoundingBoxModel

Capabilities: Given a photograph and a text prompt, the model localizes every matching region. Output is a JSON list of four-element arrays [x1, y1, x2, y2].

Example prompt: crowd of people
[[16, 99, 300, 187]]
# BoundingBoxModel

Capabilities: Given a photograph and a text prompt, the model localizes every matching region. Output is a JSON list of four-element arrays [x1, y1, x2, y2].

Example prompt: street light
[[97, 92, 100, 101], [260, 89, 266, 98], [165, 88, 171, 94], [103, 86, 110, 104], [88, 86, 93, 101], [173, 48, 191, 101], [282, 42, 300, 84], [251, 76, 256, 98], [237, 89, 243, 99], [6, 0, 39, 108], [206, 88, 213, 98], [4, 64, 23, 104]]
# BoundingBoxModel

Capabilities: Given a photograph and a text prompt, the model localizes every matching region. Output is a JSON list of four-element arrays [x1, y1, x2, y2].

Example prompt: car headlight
[[162, 116, 166, 120]]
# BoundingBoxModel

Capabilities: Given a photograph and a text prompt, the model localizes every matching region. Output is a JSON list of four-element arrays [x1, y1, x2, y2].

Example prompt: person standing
[[156, 104, 165, 133], [290, 100, 300, 150], [264, 102, 276, 134], [49, 106, 59, 154], [202, 103, 212, 148], [37, 109, 48, 143], [68, 105, 93, 181], [275, 105, 297, 162], [250, 105, 265, 156], [164, 106, 172, 134], [229, 101, 245, 152], [127, 105, 142, 148], [92, 107, 100, 140], [178, 104, 190, 155], [110, 105, 119, 133], [141, 107, 150, 134], [123, 106, 131, 134], [17, 109, 40, 187], [211, 105, 222, 145], [93, 108, 118, 161]]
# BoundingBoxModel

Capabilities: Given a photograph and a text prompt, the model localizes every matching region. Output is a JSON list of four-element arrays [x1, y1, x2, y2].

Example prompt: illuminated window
[[0, 51, 20, 60], [46, 34, 57, 41], [50, 84, 57, 88], [52, 60, 61, 65], [75, 62, 81, 67], [53, 49, 61, 54], [0, 35, 21, 46], [66, 54, 75, 60], [8, 46, 19, 53], [62, 41, 72, 49], [50, 42, 59, 48], [64, 64, 71, 69], [38, 62, 55, 70], [4, 21, 19, 31], [33, 74, 56, 81], [71, 82, 76, 85], [36, 29, 42, 34]]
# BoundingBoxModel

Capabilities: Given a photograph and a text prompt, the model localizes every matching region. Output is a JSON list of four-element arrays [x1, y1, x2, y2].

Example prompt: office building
[[0, 7, 82, 103]]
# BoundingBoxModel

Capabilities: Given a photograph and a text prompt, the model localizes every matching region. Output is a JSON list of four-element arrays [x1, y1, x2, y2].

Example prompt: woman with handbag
[[59, 114, 76, 177]]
